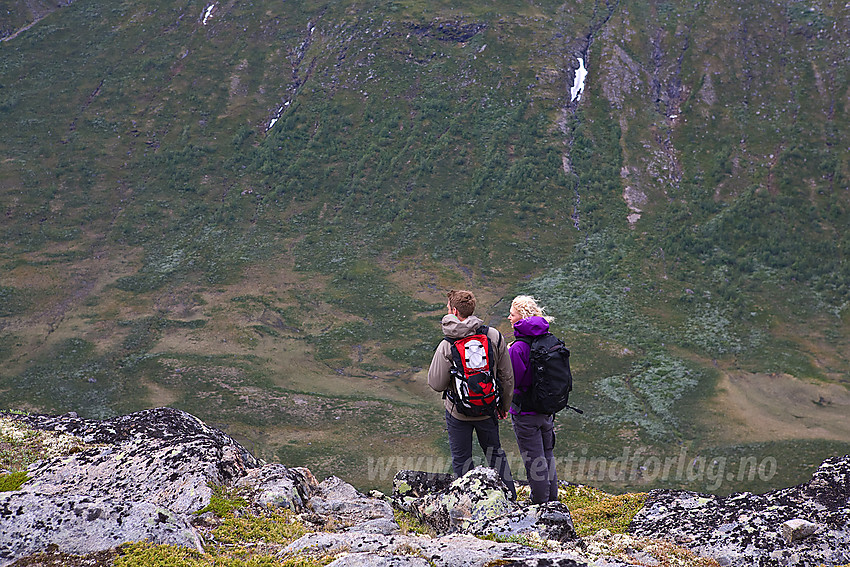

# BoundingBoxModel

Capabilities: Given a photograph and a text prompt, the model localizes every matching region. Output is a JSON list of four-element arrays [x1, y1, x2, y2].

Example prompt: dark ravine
[[568, 0, 620, 232], [1, 408, 849, 566]]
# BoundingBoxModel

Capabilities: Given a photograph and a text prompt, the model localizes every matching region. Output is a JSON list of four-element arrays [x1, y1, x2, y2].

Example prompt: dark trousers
[[511, 413, 558, 503], [445, 410, 517, 500]]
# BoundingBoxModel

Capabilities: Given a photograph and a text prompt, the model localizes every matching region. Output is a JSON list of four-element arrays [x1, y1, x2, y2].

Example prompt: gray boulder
[[394, 466, 516, 534], [0, 407, 260, 564], [0, 492, 203, 559], [283, 531, 596, 567], [392, 467, 578, 543], [393, 469, 456, 501], [235, 463, 318, 511], [629, 455, 850, 566], [486, 501, 579, 543], [305, 475, 398, 533]]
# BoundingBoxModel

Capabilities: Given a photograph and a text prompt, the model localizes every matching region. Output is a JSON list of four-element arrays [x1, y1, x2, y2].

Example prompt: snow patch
[[267, 101, 291, 131], [202, 3, 216, 26], [571, 57, 587, 102]]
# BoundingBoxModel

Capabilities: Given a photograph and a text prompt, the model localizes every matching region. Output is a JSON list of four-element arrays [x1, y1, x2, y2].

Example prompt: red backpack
[[443, 326, 501, 417]]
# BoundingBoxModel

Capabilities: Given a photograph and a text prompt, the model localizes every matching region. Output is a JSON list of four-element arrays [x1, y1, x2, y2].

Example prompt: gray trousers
[[511, 413, 558, 503], [445, 410, 517, 500]]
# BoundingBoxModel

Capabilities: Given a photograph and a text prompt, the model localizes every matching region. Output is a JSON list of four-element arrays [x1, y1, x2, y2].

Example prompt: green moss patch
[[558, 484, 648, 537], [0, 471, 30, 491]]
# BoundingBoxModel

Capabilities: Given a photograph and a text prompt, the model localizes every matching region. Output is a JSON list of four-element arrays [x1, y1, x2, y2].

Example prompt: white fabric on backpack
[[465, 340, 487, 368]]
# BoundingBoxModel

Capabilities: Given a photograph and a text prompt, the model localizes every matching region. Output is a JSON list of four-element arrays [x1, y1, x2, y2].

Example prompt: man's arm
[[428, 341, 451, 392]]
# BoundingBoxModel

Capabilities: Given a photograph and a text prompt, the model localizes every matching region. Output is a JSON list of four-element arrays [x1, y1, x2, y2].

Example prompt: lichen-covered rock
[[402, 466, 515, 534], [392, 467, 578, 544], [486, 501, 579, 543], [235, 463, 318, 511], [326, 554, 431, 567], [0, 492, 203, 561], [0, 407, 258, 565], [393, 469, 456, 500], [6, 408, 849, 567], [629, 455, 850, 566], [306, 475, 397, 532], [283, 531, 597, 567]]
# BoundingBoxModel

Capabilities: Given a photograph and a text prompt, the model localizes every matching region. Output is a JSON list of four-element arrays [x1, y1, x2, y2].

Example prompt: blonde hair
[[511, 295, 552, 321]]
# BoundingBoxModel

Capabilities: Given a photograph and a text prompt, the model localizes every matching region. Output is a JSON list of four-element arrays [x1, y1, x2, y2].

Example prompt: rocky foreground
[[1, 408, 849, 566]]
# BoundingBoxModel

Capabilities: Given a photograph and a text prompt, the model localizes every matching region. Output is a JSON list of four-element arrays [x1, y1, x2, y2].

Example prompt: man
[[428, 289, 516, 500]]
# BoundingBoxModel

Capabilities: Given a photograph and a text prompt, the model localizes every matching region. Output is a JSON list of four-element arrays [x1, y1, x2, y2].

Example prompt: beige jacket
[[427, 314, 514, 421]]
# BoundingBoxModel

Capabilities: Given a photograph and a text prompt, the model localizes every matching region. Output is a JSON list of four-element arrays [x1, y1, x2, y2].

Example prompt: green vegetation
[[114, 505, 332, 566], [393, 508, 436, 537], [0, 471, 30, 491], [0, 415, 94, 473], [0, 286, 31, 317], [114, 541, 332, 567], [195, 485, 249, 518], [1, 0, 848, 496], [0, 418, 43, 472], [557, 484, 648, 537], [210, 510, 310, 545]]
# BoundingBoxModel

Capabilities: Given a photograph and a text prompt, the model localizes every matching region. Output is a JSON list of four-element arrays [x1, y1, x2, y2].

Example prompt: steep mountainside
[[1, 0, 848, 494]]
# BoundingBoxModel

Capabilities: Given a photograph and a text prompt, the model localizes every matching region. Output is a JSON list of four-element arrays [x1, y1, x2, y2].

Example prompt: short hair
[[447, 289, 476, 318], [511, 295, 552, 321]]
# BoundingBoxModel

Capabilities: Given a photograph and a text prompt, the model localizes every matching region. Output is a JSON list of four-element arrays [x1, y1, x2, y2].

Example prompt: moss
[[114, 542, 206, 567], [115, 542, 333, 567], [0, 471, 30, 491], [194, 484, 248, 517], [7, 545, 118, 566], [558, 484, 648, 537], [0, 418, 44, 472], [211, 509, 309, 545]]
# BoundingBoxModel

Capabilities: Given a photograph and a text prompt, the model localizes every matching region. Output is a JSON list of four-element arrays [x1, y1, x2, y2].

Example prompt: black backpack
[[443, 326, 501, 417], [515, 333, 582, 415]]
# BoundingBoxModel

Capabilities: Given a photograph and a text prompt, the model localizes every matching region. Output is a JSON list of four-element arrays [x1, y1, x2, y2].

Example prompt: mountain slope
[[1, 0, 848, 493]]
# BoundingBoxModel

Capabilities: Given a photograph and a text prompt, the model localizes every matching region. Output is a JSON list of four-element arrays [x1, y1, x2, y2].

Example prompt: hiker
[[428, 289, 517, 500], [508, 295, 559, 504]]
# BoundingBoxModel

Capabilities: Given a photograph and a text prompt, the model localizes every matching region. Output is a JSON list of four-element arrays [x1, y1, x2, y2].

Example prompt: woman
[[508, 295, 559, 503]]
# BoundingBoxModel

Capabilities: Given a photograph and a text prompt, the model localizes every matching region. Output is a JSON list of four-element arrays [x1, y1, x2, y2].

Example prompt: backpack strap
[[489, 326, 503, 352], [476, 325, 498, 370]]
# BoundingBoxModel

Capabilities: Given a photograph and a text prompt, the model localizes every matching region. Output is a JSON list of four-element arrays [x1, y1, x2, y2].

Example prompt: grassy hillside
[[1, 0, 848, 494]]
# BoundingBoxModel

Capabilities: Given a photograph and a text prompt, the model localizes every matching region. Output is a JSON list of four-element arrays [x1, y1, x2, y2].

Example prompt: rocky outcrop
[[0, 408, 604, 566], [0, 408, 287, 564], [403, 20, 486, 42], [630, 455, 850, 566], [392, 466, 578, 543], [234, 462, 317, 511], [2, 408, 850, 567], [284, 531, 592, 567]]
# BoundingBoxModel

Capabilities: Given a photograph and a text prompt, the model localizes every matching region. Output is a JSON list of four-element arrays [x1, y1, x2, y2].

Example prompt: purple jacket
[[508, 316, 550, 416]]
